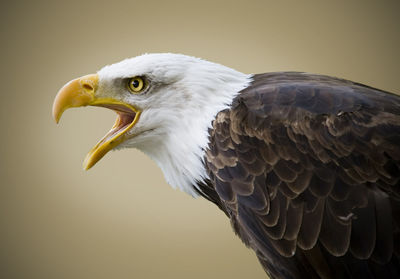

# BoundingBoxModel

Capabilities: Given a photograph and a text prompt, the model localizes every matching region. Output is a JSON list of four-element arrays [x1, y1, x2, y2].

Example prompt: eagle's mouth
[[52, 73, 141, 170], [92, 103, 138, 148], [83, 103, 141, 169]]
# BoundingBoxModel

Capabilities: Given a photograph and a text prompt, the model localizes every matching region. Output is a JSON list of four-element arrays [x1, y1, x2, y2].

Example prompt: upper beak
[[53, 74, 140, 170], [52, 74, 98, 124]]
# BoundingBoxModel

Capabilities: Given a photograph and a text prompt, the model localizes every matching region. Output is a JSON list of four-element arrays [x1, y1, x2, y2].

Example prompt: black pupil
[[132, 79, 140, 88]]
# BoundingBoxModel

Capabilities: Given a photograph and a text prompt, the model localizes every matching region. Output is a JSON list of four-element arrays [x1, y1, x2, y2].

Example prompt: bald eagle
[[53, 53, 400, 279]]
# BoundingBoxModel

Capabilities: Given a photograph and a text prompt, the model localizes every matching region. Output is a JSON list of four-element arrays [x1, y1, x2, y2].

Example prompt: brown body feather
[[198, 72, 400, 279]]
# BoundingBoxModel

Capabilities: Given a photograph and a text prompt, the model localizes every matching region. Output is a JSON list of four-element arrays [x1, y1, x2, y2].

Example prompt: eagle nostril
[[82, 83, 94, 92]]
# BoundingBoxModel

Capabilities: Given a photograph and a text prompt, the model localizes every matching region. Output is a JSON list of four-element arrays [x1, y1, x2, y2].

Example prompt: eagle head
[[53, 53, 250, 195]]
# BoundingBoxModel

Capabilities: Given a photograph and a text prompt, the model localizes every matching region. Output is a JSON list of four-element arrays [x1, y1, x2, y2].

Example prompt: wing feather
[[204, 72, 400, 278]]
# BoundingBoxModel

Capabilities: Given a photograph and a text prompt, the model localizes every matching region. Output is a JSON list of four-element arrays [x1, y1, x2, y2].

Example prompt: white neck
[[137, 61, 251, 196], [106, 54, 252, 196]]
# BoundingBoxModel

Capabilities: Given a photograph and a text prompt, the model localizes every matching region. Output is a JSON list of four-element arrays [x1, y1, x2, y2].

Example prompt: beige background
[[1, 0, 399, 278]]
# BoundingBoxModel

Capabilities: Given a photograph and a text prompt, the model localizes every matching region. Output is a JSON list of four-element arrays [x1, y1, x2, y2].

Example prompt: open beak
[[52, 74, 141, 170]]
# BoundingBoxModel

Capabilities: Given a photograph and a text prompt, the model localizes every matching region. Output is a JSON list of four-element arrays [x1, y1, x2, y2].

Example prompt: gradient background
[[1, 1, 399, 278]]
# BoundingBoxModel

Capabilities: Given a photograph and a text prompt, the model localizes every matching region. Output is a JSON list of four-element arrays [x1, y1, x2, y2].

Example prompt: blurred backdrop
[[1, 1, 399, 278]]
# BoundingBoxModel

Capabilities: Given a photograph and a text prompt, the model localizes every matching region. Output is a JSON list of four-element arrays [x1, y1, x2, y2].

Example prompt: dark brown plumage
[[198, 72, 400, 279]]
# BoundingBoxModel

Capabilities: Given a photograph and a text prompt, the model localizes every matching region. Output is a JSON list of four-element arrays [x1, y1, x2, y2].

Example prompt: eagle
[[52, 53, 400, 279]]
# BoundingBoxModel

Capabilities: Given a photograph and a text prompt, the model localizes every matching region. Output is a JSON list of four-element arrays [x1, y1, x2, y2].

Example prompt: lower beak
[[52, 74, 141, 169]]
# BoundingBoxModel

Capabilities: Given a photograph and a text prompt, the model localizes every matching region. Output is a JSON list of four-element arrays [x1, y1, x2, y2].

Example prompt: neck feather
[[143, 66, 252, 196]]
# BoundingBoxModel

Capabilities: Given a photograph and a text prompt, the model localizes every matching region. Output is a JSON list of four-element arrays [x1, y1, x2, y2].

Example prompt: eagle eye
[[128, 76, 145, 93]]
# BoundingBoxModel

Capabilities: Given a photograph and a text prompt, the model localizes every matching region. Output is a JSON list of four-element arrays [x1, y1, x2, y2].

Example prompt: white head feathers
[[98, 53, 251, 196]]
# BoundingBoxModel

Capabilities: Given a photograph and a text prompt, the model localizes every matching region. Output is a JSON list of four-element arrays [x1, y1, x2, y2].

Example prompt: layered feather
[[202, 72, 400, 279]]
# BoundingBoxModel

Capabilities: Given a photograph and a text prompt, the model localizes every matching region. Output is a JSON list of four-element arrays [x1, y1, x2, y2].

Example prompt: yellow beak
[[52, 74, 98, 123], [52, 74, 141, 170]]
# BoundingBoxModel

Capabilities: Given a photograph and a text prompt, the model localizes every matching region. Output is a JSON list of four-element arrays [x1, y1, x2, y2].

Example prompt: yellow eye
[[128, 77, 145, 93]]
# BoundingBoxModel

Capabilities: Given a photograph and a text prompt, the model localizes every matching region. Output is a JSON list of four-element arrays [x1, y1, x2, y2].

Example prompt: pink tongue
[[118, 112, 136, 128], [97, 112, 136, 146]]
